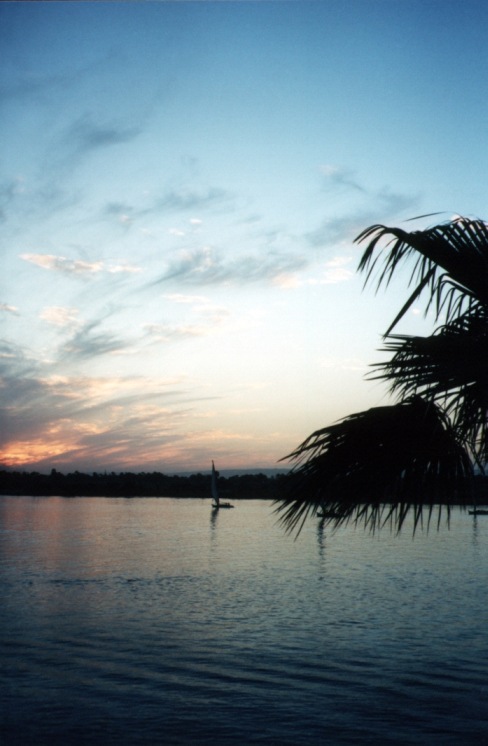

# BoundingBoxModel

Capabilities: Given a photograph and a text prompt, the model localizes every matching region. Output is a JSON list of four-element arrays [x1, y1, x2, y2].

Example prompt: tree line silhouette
[[0, 468, 287, 499]]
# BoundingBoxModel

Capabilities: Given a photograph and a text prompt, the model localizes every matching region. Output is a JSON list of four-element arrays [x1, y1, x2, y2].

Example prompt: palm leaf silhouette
[[357, 217, 488, 334], [276, 397, 473, 535], [277, 216, 487, 534], [371, 311, 488, 466]]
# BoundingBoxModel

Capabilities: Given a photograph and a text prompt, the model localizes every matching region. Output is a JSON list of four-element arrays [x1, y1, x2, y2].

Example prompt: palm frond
[[356, 217, 488, 332], [275, 397, 473, 536], [370, 309, 488, 462], [277, 214, 488, 538]]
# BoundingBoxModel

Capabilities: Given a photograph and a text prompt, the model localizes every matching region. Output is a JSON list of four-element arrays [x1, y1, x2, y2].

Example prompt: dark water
[[1, 497, 487, 745]]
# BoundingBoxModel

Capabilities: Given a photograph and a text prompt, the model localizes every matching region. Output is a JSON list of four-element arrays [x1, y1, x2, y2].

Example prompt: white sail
[[211, 461, 234, 509]]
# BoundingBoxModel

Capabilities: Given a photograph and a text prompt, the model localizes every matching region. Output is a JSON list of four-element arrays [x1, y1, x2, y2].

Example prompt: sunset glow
[[2, 1, 487, 473]]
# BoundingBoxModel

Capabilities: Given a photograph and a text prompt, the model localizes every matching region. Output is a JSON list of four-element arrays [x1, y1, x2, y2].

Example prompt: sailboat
[[468, 492, 488, 515], [211, 461, 234, 509]]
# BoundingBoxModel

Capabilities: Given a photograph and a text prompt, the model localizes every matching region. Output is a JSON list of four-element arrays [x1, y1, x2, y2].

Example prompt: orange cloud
[[0, 439, 73, 467]]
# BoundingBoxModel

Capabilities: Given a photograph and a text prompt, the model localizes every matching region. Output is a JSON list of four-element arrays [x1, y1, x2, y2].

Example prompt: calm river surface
[[1, 496, 487, 745]]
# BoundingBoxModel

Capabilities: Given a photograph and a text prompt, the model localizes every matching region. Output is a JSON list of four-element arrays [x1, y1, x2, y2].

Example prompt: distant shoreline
[[1, 468, 487, 504], [0, 495, 272, 501], [0, 469, 286, 499]]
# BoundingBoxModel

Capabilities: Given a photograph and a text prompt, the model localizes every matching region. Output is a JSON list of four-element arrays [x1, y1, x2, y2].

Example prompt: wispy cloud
[[0, 340, 39, 377], [144, 323, 207, 343], [165, 294, 232, 328], [375, 188, 420, 218], [320, 164, 365, 193], [144, 294, 231, 344], [167, 218, 203, 237], [0, 55, 116, 105], [21, 253, 103, 275], [164, 293, 209, 305], [21, 253, 140, 277], [306, 184, 420, 249], [105, 201, 135, 227], [157, 186, 232, 213], [0, 71, 70, 102], [0, 177, 25, 222], [311, 257, 355, 285], [39, 114, 143, 185], [60, 320, 130, 360], [0, 352, 215, 471], [0, 303, 20, 316], [65, 115, 141, 158], [272, 256, 355, 289], [102, 188, 231, 230], [106, 263, 141, 275], [40, 306, 80, 327], [0, 353, 69, 450], [156, 246, 306, 287]]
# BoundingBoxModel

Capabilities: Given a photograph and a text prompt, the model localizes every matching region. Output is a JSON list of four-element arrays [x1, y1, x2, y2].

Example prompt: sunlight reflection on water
[[1, 497, 487, 745]]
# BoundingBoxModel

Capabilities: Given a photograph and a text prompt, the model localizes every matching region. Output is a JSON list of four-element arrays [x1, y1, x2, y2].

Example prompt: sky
[[1, 0, 488, 475]]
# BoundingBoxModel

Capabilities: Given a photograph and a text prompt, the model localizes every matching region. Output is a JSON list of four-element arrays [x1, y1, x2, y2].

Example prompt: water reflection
[[316, 516, 326, 565], [471, 513, 479, 545], [1, 498, 488, 746], [210, 504, 219, 532]]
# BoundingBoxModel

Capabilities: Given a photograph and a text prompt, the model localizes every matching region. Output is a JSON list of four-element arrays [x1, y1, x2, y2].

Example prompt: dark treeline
[[2, 468, 486, 502], [0, 468, 288, 499]]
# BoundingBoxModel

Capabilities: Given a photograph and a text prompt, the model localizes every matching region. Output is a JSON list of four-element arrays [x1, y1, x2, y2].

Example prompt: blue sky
[[2, 0, 488, 473]]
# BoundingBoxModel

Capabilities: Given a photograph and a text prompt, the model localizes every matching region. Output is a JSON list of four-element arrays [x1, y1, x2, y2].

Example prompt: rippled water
[[1, 496, 487, 745]]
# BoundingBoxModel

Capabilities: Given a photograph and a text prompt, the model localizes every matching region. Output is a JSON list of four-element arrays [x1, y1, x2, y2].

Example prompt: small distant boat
[[211, 461, 234, 509], [469, 508, 488, 515]]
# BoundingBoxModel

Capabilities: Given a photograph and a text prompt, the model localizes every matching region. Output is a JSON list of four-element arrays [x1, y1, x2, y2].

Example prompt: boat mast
[[211, 461, 219, 507]]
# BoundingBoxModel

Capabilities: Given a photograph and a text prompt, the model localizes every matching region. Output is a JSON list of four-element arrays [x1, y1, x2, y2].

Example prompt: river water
[[1, 496, 487, 745]]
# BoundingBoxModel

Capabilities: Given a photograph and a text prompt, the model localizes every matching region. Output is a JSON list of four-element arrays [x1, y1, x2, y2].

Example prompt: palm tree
[[277, 216, 488, 534]]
